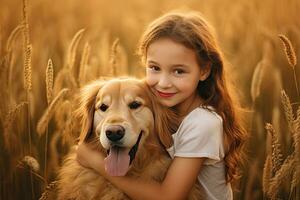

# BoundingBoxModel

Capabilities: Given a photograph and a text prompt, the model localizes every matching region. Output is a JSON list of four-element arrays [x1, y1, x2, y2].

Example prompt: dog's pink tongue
[[104, 147, 130, 176]]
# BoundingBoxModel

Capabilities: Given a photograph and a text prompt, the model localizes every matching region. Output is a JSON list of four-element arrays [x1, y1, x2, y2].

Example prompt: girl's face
[[146, 38, 210, 113]]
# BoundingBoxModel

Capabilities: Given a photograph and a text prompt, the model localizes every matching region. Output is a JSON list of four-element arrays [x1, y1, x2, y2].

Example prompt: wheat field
[[0, 0, 299, 199]]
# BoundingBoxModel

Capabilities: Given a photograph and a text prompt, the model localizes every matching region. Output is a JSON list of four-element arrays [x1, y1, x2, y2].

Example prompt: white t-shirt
[[166, 106, 233, 200]]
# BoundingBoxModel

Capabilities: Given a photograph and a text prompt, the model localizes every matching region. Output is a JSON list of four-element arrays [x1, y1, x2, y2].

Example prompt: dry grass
[[260, 33, 300, 198]]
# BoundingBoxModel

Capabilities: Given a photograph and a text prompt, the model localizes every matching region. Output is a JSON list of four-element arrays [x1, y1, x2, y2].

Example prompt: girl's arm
[[76, 142, 205, 200]]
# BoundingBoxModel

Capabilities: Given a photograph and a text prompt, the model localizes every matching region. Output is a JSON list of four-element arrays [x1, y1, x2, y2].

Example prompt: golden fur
[[56, 77, 202, 199]]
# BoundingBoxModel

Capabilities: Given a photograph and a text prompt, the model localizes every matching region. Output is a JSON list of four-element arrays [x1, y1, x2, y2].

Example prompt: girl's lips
[[156, 90, 176, 98]]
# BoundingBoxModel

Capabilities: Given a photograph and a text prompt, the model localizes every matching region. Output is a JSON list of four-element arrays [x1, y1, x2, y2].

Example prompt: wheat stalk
[[67, 29, 85, 70], [262, 155, 272, 195], [265, 123, 283, 173], [3, 102, 28, 149], [24, 44, 32, 91], [17, 157, 46, 184], [54, 100, 71, 130], [278, 34, 299, 97], [6, 25, 23, 52], [281, 90, 295, 135], [46, 59, 54, 105], [278, 34, 297, 68], [22, 0, 32, 91], [250, 60, 266, 103], [294, 106, 300, 155], [49, 132, 60, 171], [39, 181, 58, 200], [62, 114, 75, 145], [44, 59, 54, 182], [6, 25, 22, 95], [22, 0, 30, 47], [36, 88, 69, 135], [297, 106, 300, 121], [291, 167, 300, 196], [53, 68, 77, 95], [24, 45, 33, 192], [53, 69, 66, 95], [53, 99, 76, 145], [21, 156, 40, 172], [22, 1, 34, 196], [292, 111, 300, 194], [110, 38, 119, 76], [267, 153, 295, 199], [66, 69, 78, 88], [4, 102, 28, 131], [79, 42, 91, 86], [62, 107, 77, 145]]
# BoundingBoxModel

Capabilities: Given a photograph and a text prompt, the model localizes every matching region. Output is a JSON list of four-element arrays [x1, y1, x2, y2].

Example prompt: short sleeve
[[173, 109, 224, 165]]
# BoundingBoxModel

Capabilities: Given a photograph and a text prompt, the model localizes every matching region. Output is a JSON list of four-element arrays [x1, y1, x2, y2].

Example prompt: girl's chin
[[157, 99, 177, 108]]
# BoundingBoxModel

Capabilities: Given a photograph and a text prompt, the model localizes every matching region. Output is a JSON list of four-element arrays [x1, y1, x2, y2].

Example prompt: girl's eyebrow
[[147, 60, 160, 65], [148, 60, 187, 68], [172, 64, 187, 68]]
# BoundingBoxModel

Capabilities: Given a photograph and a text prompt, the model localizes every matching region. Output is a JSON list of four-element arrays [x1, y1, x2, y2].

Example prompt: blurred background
[[0, 0, 299, 199]]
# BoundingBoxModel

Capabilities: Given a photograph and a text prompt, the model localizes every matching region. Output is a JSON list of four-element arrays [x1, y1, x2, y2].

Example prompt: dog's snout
[[105, 125, 125, 142]]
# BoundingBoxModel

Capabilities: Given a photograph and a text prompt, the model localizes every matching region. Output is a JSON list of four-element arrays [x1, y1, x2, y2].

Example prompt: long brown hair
[[138, 11, 248, 184]]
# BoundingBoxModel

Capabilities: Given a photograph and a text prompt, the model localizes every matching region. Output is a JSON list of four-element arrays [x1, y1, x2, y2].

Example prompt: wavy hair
[[138, 11, 248, 184]]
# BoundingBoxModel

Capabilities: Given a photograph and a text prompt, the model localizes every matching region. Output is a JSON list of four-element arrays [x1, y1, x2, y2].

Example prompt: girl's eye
[[174, 69, 185, 74], [148, 65, 160, 71], [99, 104, 108, 112], [128, 101, 142, 109]]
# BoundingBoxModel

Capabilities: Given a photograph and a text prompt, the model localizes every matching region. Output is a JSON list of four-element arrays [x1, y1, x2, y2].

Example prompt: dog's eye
[[99, 104, 108, 112], [128, 101, 142, 109]]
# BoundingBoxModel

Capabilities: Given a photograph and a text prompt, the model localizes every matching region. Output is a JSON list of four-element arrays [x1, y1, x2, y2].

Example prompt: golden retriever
[[56, 77, 202, 200]]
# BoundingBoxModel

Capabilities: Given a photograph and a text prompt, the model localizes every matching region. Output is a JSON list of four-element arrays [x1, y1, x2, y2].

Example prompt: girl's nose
[[158, 75, 172, 88]]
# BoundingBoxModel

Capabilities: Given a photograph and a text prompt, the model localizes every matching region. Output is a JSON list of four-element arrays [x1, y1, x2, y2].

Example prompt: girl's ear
[[199, 62, 211, 81], [76, 80, 106, 143], [143, 81, 179, 148]]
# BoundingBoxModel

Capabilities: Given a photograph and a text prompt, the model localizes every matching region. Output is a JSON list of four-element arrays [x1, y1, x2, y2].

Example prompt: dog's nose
[[105, 125, 125, 142]]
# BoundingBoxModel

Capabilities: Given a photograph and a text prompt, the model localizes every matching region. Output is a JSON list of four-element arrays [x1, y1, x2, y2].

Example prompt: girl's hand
[[76, 142, 105, 174]]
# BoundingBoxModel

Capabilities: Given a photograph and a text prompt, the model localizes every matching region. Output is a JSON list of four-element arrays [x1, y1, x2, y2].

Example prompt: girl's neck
[[175, 93, 204, 120]]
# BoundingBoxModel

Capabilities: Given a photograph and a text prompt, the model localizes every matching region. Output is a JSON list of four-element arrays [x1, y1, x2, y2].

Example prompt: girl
[[76, 11, 247, 200]]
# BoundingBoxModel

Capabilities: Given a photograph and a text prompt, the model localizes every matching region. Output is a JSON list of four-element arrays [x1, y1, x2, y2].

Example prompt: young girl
[[76, 11, 247, 200]]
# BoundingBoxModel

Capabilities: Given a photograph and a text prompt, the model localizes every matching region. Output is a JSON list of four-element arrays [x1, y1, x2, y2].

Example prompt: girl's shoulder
[[183, 105, 223, 126], [174, 105, 223, 138], [170, 105, 225, 161]]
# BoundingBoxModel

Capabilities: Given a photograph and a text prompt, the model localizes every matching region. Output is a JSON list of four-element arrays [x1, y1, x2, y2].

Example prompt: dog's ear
[[75, 80, 106, 143], [143, 81, 179, 149]]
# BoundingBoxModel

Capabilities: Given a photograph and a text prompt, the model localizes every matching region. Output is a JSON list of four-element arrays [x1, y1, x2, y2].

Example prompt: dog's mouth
[[104, 132, 143, 176]]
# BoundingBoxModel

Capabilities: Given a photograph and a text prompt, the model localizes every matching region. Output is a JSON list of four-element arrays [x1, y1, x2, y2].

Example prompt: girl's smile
[[156, 90, 177, 98]]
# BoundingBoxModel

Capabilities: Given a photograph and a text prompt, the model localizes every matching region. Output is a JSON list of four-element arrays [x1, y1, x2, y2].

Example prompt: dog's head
[[76, 77, 177, 176]]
